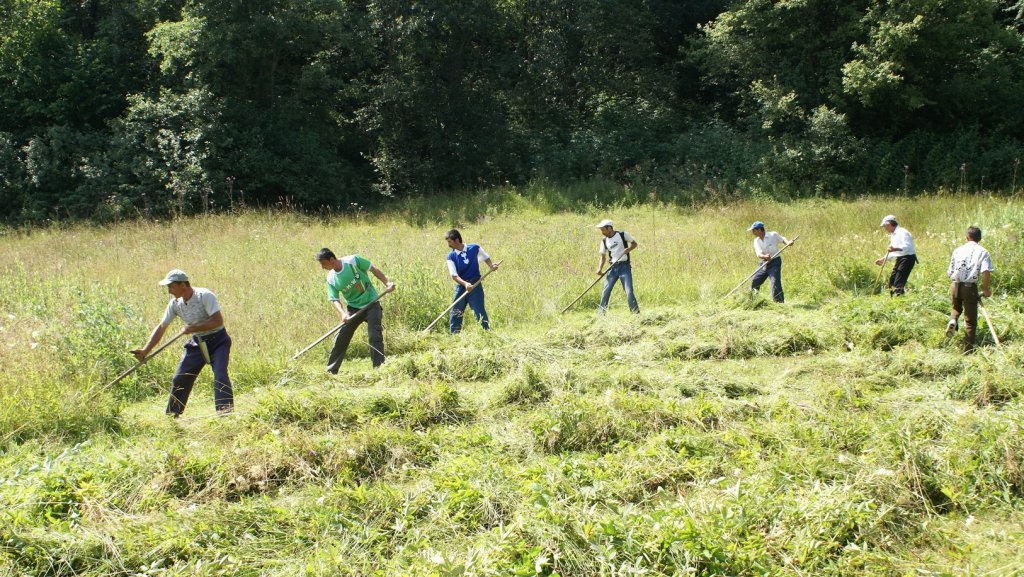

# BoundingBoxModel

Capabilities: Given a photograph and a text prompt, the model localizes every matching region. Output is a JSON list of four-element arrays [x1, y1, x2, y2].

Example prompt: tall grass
[[1, 190, 1022, 575], [2, 192, 1022, 441]]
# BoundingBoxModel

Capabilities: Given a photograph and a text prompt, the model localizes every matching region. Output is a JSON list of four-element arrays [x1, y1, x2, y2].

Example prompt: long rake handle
[[106, 330, 187, 388], [290, 290, 391, 361], [722, 234, 801, 299], [979, 302, 1001, 347], [561, 257, 622, 314], [423, 260, 503, 332], [873, 253, 889, 288]]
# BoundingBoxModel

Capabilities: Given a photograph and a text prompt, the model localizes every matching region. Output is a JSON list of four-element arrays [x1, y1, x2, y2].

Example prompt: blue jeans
[[599, 262, 639, 313], [751, 257, 784, 302], [450, 282, 489, 333], [167, 328, 233, 415]]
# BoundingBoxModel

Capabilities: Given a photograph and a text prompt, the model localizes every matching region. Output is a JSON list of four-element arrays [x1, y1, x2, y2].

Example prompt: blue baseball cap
[[748, 221, 765, 231]]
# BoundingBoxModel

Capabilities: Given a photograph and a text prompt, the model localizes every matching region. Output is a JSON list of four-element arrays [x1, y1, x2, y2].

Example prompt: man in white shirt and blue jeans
[[749, 221, 793, 303], [596, 219, 639, 314], [875, 215, 917, 296], [131, 269, 234, 416], [946, 226, 993, 353]]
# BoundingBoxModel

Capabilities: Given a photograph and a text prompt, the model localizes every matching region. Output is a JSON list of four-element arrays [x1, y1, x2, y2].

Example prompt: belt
[[195, 327, 226, 340], [952, 281, 976, 286]]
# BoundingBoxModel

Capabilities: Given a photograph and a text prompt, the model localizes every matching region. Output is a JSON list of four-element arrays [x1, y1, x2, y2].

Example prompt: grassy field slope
[[1, 193, 1023, 575]]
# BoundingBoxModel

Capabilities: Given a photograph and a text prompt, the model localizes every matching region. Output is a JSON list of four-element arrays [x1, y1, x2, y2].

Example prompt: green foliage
[[0, 132, 26, 218], [1, 0, 1024, 220], [0, 270, 146, 443], [843, 0, 1024, 132], [698, 0, 1024, 195], [113, 88, 222, 217]]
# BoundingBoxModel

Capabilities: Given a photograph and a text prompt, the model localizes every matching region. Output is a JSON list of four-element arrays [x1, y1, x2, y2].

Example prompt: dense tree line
[[1, 0, 1022, 222]]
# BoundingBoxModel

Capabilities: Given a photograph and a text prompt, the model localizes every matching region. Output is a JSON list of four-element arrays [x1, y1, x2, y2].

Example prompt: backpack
[[604, 231, 629, 263]]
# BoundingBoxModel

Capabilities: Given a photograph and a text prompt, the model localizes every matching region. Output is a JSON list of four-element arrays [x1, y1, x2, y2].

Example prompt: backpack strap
[[340, 255, 367, 292], [340, 256, 361, 278], [605, 231, 630, 263]]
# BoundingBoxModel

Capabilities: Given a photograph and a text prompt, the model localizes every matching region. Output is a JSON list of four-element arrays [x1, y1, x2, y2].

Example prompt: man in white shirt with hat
[[131, 269, 234, 416], [595, 219, 639, 313], [874, 214, 918, 296]]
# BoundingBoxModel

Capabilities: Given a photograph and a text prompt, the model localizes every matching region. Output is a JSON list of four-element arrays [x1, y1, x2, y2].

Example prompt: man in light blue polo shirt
[[445, 229, 499, 333], [131, 269, 233, 416]]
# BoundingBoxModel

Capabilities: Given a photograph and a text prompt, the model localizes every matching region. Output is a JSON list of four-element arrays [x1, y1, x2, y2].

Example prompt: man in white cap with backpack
[[595, 219, 639, 314], [875, 215, 918, 296]]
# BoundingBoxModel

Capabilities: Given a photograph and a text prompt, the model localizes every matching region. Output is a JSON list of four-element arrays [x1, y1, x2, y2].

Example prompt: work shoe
[[216, 406, 234, 417], [945, 319, 958, 337]]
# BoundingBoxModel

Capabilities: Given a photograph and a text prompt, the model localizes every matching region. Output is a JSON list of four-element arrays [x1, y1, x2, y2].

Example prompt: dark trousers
[[327, 301, 384, 373], [167, 329, 233, 415], [751, 257, 784, 302], [450, 282, 489, 333], [950, 282, 979, 353], [889, 255, 917, 296]]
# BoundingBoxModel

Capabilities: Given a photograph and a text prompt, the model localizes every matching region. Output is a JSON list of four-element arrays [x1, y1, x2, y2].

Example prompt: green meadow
[[1, 190, 1023, 575]]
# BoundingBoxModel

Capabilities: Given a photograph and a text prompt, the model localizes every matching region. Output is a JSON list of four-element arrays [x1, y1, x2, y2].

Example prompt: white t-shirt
[[885, 226, 916, 260], [161, 287, 223, 336], [753, 231, 786, 258], [947, 241, 993, 283], [597, 231, 636, 263]]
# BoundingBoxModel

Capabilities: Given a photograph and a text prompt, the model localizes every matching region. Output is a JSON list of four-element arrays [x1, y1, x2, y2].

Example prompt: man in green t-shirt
[[316, 248, 396, 373]]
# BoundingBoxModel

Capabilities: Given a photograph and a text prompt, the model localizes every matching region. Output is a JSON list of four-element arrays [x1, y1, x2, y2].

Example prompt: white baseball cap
[[880, 215, 897, 226], [158, 269, 190, 285], [595, 219, 614, 228]]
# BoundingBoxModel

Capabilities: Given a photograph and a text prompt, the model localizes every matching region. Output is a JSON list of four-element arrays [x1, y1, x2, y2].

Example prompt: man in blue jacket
[[445, 229, 499, 333]]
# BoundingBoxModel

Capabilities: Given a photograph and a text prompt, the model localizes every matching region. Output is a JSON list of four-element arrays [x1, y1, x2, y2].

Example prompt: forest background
[[2, 0, 1024, 223]]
